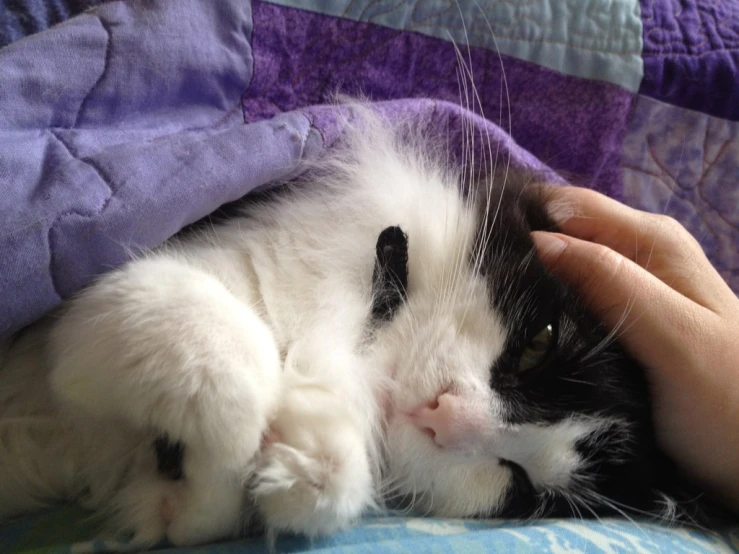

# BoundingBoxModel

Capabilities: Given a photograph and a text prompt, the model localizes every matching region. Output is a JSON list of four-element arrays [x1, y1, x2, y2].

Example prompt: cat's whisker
[[582, 489, 650, 523], [581, 291, 638, 362], [416, 488, 435, 518], [465, 0, 511, 277], [440, 38, 480, 318], [377, 479, 406, 496], [558, 377, 596, 386], [577, 490, 660, 549], [445, 10, 500, 312], [559, 489, 587, 523]]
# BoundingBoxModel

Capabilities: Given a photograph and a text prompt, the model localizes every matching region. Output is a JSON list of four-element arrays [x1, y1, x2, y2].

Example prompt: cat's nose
[[407, 392, 489, 449]]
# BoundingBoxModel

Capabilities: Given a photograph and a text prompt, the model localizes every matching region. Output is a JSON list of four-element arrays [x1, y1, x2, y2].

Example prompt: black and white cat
[[0, 105, 713, 546]]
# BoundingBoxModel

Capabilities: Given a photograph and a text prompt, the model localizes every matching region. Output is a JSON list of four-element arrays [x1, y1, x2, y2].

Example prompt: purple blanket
[[1, 0, 738, 339]]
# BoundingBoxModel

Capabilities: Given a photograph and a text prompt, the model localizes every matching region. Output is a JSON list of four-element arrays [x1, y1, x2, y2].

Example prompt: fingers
[[537, 187, 739, 510], [542, 186, 735, 314], [531, 231, 713, 375]]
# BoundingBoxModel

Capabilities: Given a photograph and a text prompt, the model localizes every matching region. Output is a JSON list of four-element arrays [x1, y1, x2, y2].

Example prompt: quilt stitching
[[262, 0, 644, 91], [641, 0, 739, 58], [269, 0, 642, 56], [46, 128, 117, 298], [71, 14, 111, 129], [621, 95, 739, 288]]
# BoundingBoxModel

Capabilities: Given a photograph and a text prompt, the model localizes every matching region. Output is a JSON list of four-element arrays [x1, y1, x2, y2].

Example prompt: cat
[[0, 104, 717, 546]]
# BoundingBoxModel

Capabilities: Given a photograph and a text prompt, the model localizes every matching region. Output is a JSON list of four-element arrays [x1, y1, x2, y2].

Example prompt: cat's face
[[373, 172, 668, 521]]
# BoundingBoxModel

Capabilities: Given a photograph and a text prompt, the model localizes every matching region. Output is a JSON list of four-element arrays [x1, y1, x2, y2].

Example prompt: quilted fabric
[[266, 0, 645, 91], [0, 0, 738, 552], [622, 96, 739, 289], [245, 0, 633, 199], [0, 0, 106, 48], [640, 0, 739, 120]]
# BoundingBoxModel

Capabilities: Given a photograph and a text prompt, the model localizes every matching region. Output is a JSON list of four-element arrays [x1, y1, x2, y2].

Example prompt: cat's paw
[[48, 256, 281, 474], [111, 473, 175, 545], [253, 388, 374, 536], [115, 458, 245, 546], [159, 476, 244, 546]]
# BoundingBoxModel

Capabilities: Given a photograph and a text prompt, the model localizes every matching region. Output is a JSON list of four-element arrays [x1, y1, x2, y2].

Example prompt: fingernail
[[531, 232, 567, 258]]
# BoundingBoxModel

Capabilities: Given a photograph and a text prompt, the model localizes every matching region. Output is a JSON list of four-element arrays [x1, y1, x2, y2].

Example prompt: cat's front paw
[[253, 389, 374, 536]]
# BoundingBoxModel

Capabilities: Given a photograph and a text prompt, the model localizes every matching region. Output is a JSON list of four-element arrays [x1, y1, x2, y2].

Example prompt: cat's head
[[370, 164, 705, 524]]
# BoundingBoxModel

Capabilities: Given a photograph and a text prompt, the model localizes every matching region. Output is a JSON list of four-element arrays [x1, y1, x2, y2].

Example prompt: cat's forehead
[[470, 178, 564, 330]]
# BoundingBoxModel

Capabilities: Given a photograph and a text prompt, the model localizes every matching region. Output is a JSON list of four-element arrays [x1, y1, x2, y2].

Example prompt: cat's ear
[[515, 182, 560, 234], [474, 167, 560, 235]]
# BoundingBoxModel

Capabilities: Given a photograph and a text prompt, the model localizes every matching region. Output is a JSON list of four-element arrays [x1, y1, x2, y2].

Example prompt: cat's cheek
[[383, 419, 438, 487], [384, 420, 512, 517]]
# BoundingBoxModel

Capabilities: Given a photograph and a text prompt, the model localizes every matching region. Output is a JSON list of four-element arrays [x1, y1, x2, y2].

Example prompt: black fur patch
[[371, 226, 409, 321], [154, 436, 184, 481], [497, 459, 537, 518], [468, 170, 724, 525]]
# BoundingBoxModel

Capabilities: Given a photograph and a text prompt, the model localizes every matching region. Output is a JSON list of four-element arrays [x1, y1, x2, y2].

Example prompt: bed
[[1, 0, 738, 552]]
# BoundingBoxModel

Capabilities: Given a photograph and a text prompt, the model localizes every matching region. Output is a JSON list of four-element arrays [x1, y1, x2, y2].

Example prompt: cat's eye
[[518, 324, 554, 372]]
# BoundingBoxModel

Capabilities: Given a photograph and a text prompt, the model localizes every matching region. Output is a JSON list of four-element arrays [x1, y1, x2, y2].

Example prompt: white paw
[[111, 473, 174, 546], [114, 455, 246, 546], [48, 256, 281, 475], [159, 476, 244, 546], [253, 388, 374, 536]]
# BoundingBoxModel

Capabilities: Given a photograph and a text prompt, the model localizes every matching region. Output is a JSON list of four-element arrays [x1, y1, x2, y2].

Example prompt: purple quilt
[[1, 0, 737, 340]]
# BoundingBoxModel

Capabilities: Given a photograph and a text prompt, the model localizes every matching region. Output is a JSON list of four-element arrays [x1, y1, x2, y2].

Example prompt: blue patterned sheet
[[2, 512, 738, 554]]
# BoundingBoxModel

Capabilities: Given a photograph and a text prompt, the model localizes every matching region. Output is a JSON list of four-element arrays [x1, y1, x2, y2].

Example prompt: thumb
[[531, 231, 707, 373]]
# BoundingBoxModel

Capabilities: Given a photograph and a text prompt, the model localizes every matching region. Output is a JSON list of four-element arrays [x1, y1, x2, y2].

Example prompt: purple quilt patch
[[245, 0, 635, 200], [640, 0, 739, 121], [622, 95, 739, 291]]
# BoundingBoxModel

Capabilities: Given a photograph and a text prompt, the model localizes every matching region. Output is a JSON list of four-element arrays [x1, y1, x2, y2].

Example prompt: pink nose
[[407, 392, 489, 449]]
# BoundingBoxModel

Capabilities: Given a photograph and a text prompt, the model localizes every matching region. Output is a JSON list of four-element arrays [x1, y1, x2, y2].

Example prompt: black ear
[[473, 167, 560, 235], [511, 181, 561, 234], [371, 226, 409, 321]]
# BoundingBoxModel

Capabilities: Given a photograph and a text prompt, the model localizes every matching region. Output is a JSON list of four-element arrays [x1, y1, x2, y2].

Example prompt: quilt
[[1, 0, 738, 552]]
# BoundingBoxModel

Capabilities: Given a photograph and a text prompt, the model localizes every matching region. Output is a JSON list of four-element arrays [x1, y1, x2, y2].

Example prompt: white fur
[[0, 108, 599, 545]]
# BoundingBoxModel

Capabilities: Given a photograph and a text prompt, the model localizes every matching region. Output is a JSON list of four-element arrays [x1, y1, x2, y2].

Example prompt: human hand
[[532, 186, 739, 510]]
